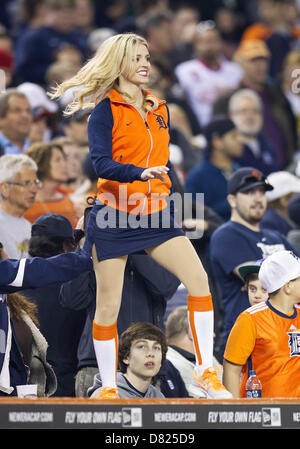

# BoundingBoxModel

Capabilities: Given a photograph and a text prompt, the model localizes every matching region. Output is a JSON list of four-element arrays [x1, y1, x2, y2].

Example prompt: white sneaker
[[189, 366, 233, 399]]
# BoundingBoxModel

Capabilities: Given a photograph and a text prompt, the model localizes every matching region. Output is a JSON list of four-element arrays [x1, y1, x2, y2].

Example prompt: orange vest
[[96, 89, 172, 215]]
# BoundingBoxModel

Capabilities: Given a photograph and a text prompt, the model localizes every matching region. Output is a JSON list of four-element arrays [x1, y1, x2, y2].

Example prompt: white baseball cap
[[266, 171, 300, 202], [17, 82, 58, 113], [258, 250, 300, 293]]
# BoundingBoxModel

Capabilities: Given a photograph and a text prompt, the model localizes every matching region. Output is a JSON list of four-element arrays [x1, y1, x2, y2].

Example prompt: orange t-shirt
[[224, 300, 300, 398], [24, 195, 78, 228]]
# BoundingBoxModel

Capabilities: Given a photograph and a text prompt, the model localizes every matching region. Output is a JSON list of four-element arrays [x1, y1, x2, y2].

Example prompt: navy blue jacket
[[0, 253, 92, 294], [0, 253, 92, 395]]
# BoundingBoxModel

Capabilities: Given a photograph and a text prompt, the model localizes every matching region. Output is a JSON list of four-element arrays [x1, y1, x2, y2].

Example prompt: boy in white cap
[[223, 250, 300, 398]]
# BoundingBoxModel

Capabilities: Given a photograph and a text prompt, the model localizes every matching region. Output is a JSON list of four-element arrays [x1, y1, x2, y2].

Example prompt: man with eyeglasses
[[210, 167, 298, 360], [0, 154, 41, 258]]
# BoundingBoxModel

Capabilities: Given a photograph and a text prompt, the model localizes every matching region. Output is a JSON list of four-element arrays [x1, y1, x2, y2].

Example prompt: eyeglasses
[[7, 179, 43, 189]]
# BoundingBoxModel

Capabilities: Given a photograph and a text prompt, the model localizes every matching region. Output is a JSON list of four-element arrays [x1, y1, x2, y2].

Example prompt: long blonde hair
[[49, 33, 158, 115]]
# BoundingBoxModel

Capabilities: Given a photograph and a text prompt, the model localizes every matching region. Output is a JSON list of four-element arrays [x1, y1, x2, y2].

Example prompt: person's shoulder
[[147, 384, 165, 398], [211, 221, 251, 247], [89, 98, 112, 123], [244, 301, 269, 316], [261, 226, 288, 241], [211, 220, 236, 237], [93, 97, 111, 112]]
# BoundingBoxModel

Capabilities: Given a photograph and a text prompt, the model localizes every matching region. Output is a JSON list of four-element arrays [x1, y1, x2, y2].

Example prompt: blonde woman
[[51, 33, 232, 399]]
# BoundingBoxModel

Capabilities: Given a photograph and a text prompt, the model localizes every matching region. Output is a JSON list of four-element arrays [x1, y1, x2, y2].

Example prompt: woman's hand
[[141, 166, 169, 181]]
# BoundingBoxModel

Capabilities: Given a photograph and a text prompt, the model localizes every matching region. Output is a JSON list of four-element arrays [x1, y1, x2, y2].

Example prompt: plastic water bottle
[[245, 370, 262, 398]]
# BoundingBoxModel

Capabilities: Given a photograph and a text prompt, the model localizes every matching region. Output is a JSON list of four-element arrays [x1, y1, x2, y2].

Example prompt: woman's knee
[[95, 298, 120, 324], [182, 266, 209, 296]]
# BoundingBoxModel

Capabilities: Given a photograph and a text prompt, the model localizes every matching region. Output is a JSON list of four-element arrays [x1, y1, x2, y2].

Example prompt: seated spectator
[[213, 39, 298, 169], [24, 142, 80, 227], [237, 260, 269, 306], [175, 20, 243, 127], [0, 89, 32, 155], [210, 167, 297, 360], [0, 243, 57, 397], [89, 322, 167, 399], [287, 193, 300, 253], [15, 0, 88, 85], [0, 154, 40, 258], [185, 117, 244, 221], [223, 250, 300, 398], [229, 88, 278, 174], [260, 171, 300, 235], [20, 212, 84, 397]]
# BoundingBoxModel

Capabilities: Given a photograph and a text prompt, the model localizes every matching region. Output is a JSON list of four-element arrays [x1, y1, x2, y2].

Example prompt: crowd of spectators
[[0, 0, 300, 399]]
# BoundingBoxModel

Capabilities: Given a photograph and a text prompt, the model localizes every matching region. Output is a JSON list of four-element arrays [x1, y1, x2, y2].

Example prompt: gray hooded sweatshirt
[[88, 372, 165, 398]]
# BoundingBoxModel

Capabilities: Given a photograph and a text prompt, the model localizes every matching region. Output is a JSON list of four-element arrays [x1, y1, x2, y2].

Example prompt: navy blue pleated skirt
[[82, 200, 185, 261]]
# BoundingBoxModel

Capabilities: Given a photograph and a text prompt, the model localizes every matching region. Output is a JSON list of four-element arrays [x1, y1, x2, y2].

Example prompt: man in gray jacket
[[89, 323, 166, 399]]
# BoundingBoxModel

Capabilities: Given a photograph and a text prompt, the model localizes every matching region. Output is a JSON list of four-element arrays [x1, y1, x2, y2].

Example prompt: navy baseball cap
[[238, 259, 264, 282], [31, 213, 73, 238], [228, 167, 274, 195]]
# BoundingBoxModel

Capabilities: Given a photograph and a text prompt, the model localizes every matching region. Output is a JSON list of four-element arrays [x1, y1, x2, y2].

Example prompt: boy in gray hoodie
[[89, 323, 166, 399]]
